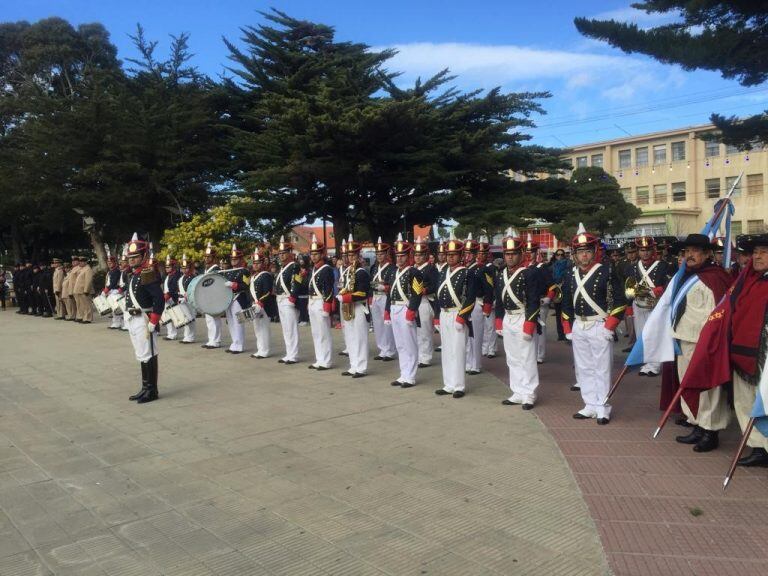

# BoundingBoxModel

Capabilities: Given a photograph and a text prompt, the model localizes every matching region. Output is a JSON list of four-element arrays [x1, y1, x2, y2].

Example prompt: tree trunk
[[10, 222, 23, 263], [330, 212, 349, 251], [88, 227, 108, 269]]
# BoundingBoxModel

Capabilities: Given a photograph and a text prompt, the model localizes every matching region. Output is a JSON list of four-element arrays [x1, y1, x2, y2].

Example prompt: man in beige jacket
[[62, 259, 78, 321], [74, 257, 95, 323], [52, 259, 65, 319]]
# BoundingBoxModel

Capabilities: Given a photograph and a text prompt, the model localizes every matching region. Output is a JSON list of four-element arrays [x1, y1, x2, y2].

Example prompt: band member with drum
[[435, 237, 477, 398], [495, 233, 541, 409], [201, 242, 223, 349], [101, 254, 123, 329], [561, 224, 627, 424], [118, 253, 131, 331], [385, 235, 423, 388], [123, 234, 164, 404], [162, 254, 182, 341], [178, 254, 198, 344], [275, 236, 303, 364], [370, 238, 397, 361], [413, 236, 439, 367], [249, 249, 274, 359], [338, 234, 371, 378], [630, 235, 673, 376], [308, 235, 335, 369], [222, 244, 251, 354]]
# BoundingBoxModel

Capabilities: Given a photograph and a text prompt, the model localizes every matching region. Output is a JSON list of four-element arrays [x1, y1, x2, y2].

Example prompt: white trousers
[[482, 313, 497, 356], [572, 319, 613, 419], [535, 302, 549, 362], [165, 307, 178, 340], [439, 309, 468, 393], [416, 299, 434, 365], [225, 299, 245, 352], [182, 319, 196, 343], [371, 294, 396, 358], [204, 314, 221, 347], [108, 289, 122, 328], [309, 298, 332, 367], [251, 307, 271, 357], [633, 305, 660, 373], [391, 304, 418, 384], [733, 372, 768, 449], [126, 313, 158, 363], [342, 302, 368, 374], [277, 296, 300, 362], [502, 313, 540, 404], [678, 340, 730, 431], [465, 301, 484, 372]]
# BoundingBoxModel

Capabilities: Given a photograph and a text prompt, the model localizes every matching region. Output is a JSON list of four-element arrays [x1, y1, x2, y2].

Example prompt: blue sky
[[7, 1, 768, 147]]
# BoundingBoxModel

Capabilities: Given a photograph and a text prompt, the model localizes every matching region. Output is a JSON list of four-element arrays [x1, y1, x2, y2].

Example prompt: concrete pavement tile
[[0, 527, 31, 559], [0, 550, 52, 576]]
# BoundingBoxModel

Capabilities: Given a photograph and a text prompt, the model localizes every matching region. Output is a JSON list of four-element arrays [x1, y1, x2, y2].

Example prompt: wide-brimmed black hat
[[673, 233, 716, 252], [740, 234, 768, 252]]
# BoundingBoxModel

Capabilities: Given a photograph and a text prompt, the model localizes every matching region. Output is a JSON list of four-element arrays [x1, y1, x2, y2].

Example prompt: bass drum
[[186, 273, 232, 316]]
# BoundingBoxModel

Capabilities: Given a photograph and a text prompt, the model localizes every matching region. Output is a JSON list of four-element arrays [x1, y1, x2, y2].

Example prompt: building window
[[653, 144, 666, 164], [591, 153, 603, 168], [635, 146, 648, 166], [747, 173, 763, 196], [636, 185, 649, 205], [619, 149, 631, 169], [726, 175, 742, 197], [671, 141, 686, 161], [705, 178, 721, 199], [576, 156, 588, 168], [731, 221, 743, 236], [672, 182, 686, 202], [705, 140, 720, 157], [725, 144, 739, 155], [747, 220, 765, 234], [653, 184, 667, 203], [619, 188, 631, 202]]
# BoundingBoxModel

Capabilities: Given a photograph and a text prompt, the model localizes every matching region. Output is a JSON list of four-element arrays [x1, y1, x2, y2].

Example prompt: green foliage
[[575, 1, 768, 148]]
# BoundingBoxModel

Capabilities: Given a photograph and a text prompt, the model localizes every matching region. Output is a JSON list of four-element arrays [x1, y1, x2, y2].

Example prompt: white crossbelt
[[439, 266, 465, 308], [310, 264, 329, 298], [501, 267, 525, 310], [574, 264, 607, 319], [638, 260, 659, 289], [373, 262, 390, 291], [250, 270, 270, 302], [278, 263, 293, 294], [392, 266, 411, 302]]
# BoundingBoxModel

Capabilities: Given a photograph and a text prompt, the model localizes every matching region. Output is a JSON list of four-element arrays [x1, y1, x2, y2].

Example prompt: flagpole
[[653, 387, 684, 439], [604, 365, 629, 404], [723, 417, 755, 491]]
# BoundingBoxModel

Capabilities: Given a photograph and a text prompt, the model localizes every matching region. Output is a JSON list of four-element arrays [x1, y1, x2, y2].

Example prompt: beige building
[[562, 124, 767, 237]]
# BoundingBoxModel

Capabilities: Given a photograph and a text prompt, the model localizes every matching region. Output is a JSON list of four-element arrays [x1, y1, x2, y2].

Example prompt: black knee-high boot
[[129, 361, 150, 401], [137, 356, 159, 404]]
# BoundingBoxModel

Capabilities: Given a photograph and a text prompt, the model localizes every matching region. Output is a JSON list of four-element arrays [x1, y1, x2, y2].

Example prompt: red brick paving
[[485, 332, 768, 576]]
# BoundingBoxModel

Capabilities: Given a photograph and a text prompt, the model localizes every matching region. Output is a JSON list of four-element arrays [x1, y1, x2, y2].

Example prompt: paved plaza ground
[[0, 310, 767, 575]]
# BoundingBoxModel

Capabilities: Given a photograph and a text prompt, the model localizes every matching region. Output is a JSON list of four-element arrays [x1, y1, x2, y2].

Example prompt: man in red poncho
[[672, 234, 733, 453]]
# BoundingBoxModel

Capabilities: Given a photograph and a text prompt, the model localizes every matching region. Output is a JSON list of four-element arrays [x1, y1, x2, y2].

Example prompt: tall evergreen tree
[[575, 2, 768, 147]]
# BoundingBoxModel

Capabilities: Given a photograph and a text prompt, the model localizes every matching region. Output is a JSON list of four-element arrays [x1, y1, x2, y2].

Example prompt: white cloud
[[590, 5, 681, 27]]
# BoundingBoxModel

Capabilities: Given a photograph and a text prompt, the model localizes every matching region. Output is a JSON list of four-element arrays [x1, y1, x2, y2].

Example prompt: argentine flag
[[751, 354, 768, 437], [624, 272, 678, 368]]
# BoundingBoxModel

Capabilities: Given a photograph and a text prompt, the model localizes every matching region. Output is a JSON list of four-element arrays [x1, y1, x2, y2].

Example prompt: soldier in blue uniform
[[201, 242, 223, 349], [249, 248, 275, 359], [435, 237, 477, 398], [162, 254, 183, 341], [307, 235, 335, 369], [525, 235, 557, 364], [478, 239, 499, 359], [222, 244, 252, 354], [123, 234, 165, 404], [178, 254, 198, 344], [561, 224, 627, 424], [385, 235, 424, 388], [413, 236, 439, 367], [338, 235, 371, 378], [463, 234, 493, 374], [495, 234, 542, 409], [370, 238, 397, 361], [274, 236, 304, 364]]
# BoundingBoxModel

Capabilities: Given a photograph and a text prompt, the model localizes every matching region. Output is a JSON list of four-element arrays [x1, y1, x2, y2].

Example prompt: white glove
[[565, 332, 573, 341], [405, 320, 414, 327], [147, 322, 156, 333], [320, 311, 330, 318], [224, 281, 233, 288], [336, 294, 343, 302], [455, 322, 464, 332], [600, 327, 614, 341], [522, 333, 533, 342], [541, 297, 551, 305], [376, 283, 385, 292]]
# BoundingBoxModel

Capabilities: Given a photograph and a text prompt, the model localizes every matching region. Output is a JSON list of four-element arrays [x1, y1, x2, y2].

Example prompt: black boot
[[693, 429, 719, 453], [129, 361, 150, 401], [675, 425, 703, 444], [137, 356, 159, 404], [737, 447, 768, 467]]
